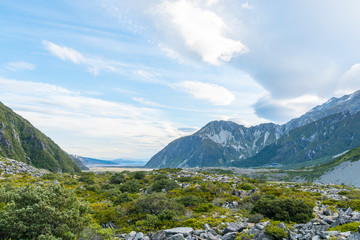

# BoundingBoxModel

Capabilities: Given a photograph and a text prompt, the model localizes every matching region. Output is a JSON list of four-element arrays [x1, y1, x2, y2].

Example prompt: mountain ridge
[[146, 90, 360, 168], [0, 101, 80, 173]]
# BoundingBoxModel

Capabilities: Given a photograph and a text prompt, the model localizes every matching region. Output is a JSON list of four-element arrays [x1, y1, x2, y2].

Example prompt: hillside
[[146, 90, 360, 168], [238, 111, 360, 168], [311, 145, 360, 186], [0, 101, 80, 173]]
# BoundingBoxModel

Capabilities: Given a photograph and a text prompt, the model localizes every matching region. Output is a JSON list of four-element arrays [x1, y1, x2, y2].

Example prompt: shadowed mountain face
[[146, 90, 360, 168], [0, 102, 80, 173]]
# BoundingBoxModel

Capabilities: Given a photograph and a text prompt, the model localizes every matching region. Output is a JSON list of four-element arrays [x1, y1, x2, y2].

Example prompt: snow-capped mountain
[[145, 90, 360, 168]]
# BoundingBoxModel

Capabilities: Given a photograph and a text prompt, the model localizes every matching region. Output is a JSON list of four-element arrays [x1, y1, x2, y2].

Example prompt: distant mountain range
[[70, 154, 147, 167], [146, 90, 360, 169], [0, 101, 80, 173]]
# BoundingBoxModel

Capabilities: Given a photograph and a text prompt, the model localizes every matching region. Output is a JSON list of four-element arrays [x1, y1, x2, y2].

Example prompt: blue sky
[[1, 0, 360, 160]]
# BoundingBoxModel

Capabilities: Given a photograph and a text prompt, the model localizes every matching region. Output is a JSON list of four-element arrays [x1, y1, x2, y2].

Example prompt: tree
[[0, 185, 91, 240]]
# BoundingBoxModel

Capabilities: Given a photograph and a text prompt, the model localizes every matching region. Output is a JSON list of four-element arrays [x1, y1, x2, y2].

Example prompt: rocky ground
[[0, 157, 48, 178]]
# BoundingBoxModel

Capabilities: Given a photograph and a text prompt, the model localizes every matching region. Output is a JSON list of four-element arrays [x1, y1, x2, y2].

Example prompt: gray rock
[[311, 235, 320, 240], [126, 231, 137, 240], [288, 230, 297, 240], [152, 231, 166, 240], [255, 223, 265, 231], [345, 207, 352, 216], [348, 233, 360, 240], [223, 222, 247, 234], [194, 230, 204, 236], [323, 217, 334, 225], [323, 209, 331, 216], [168, 234, 185, 240], [221, 232, 237, 240], [204, 223, 211, 231], [143, 237, 150, 240], [277, 222, 286, 230], [134, 232, 144, 240], [164, 228, 194, 237]]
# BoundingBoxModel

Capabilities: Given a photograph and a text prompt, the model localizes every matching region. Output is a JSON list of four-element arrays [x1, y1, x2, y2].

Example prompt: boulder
[[152, 231, 166, 240], [134, 232, 144, 240], [126, 231, 137, 240], [164, 227, 194, 237], [223, 222, 247, 234], [221, 232, 237, 240], [168, 234, 186, 240]]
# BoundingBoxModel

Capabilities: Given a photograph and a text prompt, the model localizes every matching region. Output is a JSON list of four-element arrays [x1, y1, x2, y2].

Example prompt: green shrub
[[113, 192, 133, 206], [79, 175, 95, 185], [109, 173, 126, 184], [79, 223, 115, 240], [134, 193, 185, 215], [133, 171, 146, 180], [178, 195, 205, 207], [158, 209, 176, 221], [142, 214, 160, 229], [329, 222, 360, 232], [264, 221, 289, 240], [119, 179, 141, 193], [247, 213, 264, 223], [0, 185, 90, 240], [251, 196, 314, 223], [337, 199, 360, 211], [194, 203, 215, 213], [150, 179, 179, 192], [239, 183, 253, 191]]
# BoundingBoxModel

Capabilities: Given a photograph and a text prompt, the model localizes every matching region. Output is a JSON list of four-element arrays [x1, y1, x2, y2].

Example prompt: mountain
[[70, 155, 148, 167], [311, 145, 360, 187], [69, 155, 117, 166], [146, 121, 282, 168], [238, 111, 360, 168], [0, 101, 80, 173], [68, 154, 89, 170], [146, 90, 360, 169]]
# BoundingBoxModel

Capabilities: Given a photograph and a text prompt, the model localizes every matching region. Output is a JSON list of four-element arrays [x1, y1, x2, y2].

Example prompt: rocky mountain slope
[[314, 145, 360, 186], [146, 90, 360, 168], [0, 101, 80, 173], [238, 111, 360, 168]]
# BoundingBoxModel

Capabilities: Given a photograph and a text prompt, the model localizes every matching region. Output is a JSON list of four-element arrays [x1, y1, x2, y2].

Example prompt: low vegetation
[[0, 168, 359, 239]]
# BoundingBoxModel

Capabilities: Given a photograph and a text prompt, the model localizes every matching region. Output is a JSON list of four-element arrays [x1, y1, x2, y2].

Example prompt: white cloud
[[157, 0, 248, 65], [241, 2, 253, 10], [132, 97, 161, 107], [0, 77, 187, 159], [336, 63, 360, 95], [171, 81, 235, 105], [254, 93, 326, 123], [43, 40, 125, 76], [5, 61, 36, 72]]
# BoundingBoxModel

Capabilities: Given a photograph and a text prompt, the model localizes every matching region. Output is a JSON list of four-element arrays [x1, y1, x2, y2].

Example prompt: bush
[[119, 179, 141, 193], [110, 173, 126, 184], [134, 193, 185, 215], [194, 203, 215, 213], [178, 195, 205, 207], [79, 223, 115, 240], [251, 196, 314, 223], [113, 192, 133, 206], [142, 214, 160, 229], [150, 179, 179, 192], [158, 209, 176, 221], [264, 221, 289, 240], [337, 199, 360, 211], [239, 183, 253, 191], [329, 222, 360, 232], [247, 213, 264, 223], [133, 171, 146, 180], [0, 185, 90, 240]]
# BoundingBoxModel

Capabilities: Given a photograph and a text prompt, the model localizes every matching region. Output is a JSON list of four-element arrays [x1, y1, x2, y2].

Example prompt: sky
[[1, 0, 360, 160]]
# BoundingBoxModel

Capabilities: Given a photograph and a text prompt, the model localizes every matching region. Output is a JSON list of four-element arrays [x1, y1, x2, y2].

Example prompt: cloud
[[336, 63, 360, 95], [241, 2, 253, 10], [5, 61, 36, 72], [43, 40, 125, 76], [132, 97, 161, 107], [253, 94, 326, 123], [0, 77, 188, 159], [171, 81, 235, 105], [155, 0, 248, 65]]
